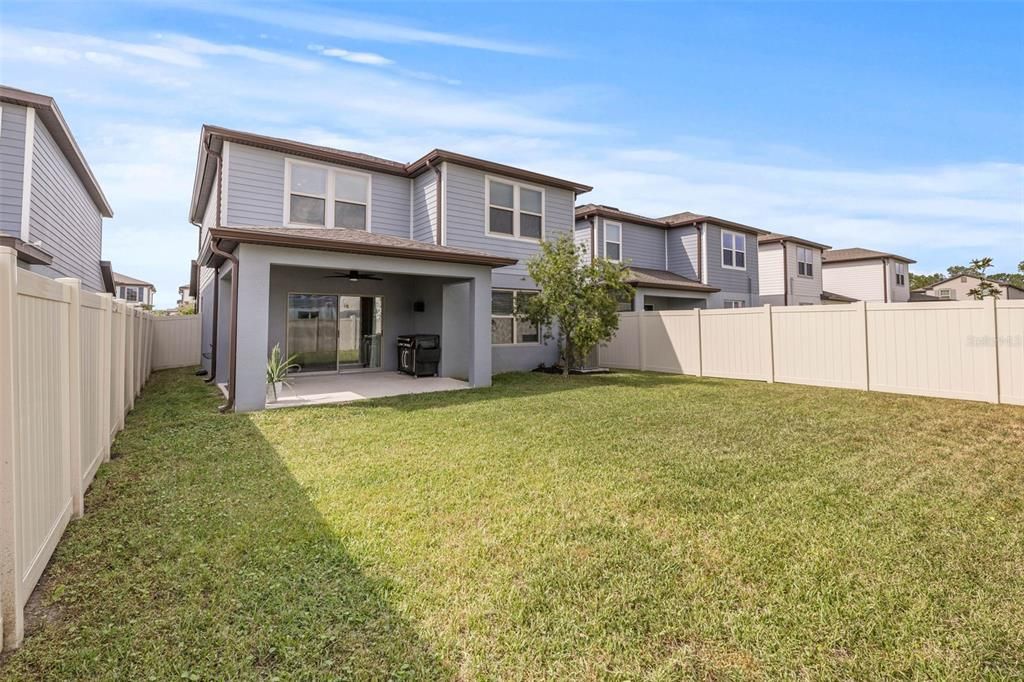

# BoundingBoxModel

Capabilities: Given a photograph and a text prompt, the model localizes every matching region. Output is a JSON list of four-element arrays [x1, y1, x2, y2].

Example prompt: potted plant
[[266, 344, 299, 402]]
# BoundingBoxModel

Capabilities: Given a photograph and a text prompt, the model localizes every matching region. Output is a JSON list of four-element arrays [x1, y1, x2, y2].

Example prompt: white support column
[[694, 308, 704, 378], [0, 247, 23, 649], [56, 278, 84, 518], [233, 245, 271, 412], [467, 272, 492, 388]]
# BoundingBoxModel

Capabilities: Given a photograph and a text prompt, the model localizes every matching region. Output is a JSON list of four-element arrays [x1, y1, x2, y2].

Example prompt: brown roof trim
[[0, 235, 53, 265], [0, 86, 113, 218], [758, 233, 831, 250], [823, 248, 916, 265], [112, 272, 156, 289], [666, 215, 770, 236], [407, 149, 592, 193], [626, 267, 720, 293], [100, 260, 115, 294], [574, 204, 670, 229], [204, 226, 518, 268], [190, 125, 592, 222], [575, 204, 771, 235]]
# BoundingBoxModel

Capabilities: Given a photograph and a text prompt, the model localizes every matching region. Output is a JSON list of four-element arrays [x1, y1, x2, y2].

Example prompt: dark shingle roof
[[758, 233, 831, 250], [203, 226, 517, 269], [821, 290, 858, 303], [575, 205, 769, 234], [112, 272, 155, 288], [625, 267, 719, 293], [823, 248, 915, 264]]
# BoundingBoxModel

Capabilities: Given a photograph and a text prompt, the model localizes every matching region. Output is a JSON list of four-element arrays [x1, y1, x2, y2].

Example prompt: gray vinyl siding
[[225, 143, 411, 236], [443, 162, 574, 289], [411, 170, 437, 242], [226, 143, 284, 226], [620, 221, 665, 270], [0, 104, 27, 237], [370, 171, 411, 238], [27, 117, 104, 291], [667, 226, 697, 279], [574, 219, 592, 263], [704, 222, 759, 306]]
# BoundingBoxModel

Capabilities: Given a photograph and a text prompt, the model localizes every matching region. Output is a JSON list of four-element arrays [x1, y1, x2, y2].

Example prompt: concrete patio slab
[[263, 371, 471, 408]]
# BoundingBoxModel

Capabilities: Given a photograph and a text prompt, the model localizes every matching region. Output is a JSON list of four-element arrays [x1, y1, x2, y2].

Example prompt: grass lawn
[[3, 369, 1023, 679]]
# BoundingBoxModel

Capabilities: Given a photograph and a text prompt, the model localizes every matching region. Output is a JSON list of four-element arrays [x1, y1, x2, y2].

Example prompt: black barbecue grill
[[396, 334, 440, 377]]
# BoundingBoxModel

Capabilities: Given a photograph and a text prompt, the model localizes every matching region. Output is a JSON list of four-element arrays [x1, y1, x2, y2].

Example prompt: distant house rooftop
[[823, 247, 915, 264]]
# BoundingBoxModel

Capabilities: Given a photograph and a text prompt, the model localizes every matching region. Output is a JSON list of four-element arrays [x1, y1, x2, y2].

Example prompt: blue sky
[[1, 1, 1021, 307]]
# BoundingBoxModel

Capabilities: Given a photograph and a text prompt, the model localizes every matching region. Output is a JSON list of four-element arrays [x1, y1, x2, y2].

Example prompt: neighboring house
[[189, 125, 591, 411], [0, 85, 114, 292], [113, 272, 156, 305], [821, 248, 915, 303], [757, 233, 831, 306], [573, 205, 766, 310], [913, 273, 1024, 301], [178, 283, 195, 306]]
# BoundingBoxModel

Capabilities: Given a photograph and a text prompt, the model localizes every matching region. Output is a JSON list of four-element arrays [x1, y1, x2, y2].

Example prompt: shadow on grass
[[1, 369, 450, 679]]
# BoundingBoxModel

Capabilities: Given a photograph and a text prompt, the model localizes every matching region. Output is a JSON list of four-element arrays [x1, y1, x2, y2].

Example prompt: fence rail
[[600, 299, 1024, 406], [0, 246, 199, 651]]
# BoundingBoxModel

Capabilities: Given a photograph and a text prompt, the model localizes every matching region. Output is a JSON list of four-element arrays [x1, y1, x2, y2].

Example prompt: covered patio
[[203, 226, 515, 412], [265, 372, 470, 408]]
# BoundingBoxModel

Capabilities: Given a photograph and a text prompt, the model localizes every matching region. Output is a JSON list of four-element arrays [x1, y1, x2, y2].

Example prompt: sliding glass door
[[286, 293, 383, 374]]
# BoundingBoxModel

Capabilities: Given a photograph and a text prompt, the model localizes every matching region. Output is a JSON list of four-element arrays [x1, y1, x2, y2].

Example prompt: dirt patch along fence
[[0, 246, 198, 651], [600, 299, 1024, 406]]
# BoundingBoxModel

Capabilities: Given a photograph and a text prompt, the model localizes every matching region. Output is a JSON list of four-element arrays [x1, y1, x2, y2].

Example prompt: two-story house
[[821, 247, 915, 303], [189, 125, 591, 411], [757, 233, 836, 306], [0, 86, 114, 292], [112, 272, 156, 306], [913, 273, 1024, 301], [573, 205, 766, 310]]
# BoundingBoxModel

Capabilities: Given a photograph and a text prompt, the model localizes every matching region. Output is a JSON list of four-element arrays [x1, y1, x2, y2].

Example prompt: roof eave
[[207, 226, 518, 269]]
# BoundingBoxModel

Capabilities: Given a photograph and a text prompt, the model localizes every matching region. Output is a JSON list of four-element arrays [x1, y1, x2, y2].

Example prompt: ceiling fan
[[325, 270, 383, 282]]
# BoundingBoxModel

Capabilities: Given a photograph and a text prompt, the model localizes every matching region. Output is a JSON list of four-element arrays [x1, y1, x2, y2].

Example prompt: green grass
[[3, 369, 1023, 680]]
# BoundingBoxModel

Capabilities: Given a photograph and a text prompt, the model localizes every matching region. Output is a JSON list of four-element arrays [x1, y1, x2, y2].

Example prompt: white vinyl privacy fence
[[0, 247, 199, 651], [600, 300, 1024, 406]]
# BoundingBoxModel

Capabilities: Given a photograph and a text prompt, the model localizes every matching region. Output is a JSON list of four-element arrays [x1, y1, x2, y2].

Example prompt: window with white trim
[[796, 246, 814, 277], [121, 286, 139, 302], [286, 160, 371, 230], [722, 230, 746, 269], [895, 262, 907, 286], [604, 221, 622, 262], [938, 288, 953, 300], [491, 290, 539, 345], [486, 178, 544, 240], [724, 299, 746, 308]]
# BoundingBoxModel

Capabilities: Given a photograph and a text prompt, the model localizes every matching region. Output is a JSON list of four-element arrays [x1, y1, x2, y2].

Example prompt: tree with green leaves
[[965, 257, 1001, 300], [517, 235, 634, 376]]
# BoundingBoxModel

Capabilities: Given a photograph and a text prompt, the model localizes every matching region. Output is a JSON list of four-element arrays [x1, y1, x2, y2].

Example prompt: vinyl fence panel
[[0, 247, 157, 651], [771, 303, 868, 390], [599, 300, 1021, 406], [152, 315, 201, 370]]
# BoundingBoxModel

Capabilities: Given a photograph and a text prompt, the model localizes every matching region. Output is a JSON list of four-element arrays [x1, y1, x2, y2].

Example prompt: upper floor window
[[796, 246, 814, 277], [286, 159, 371, 230], [722, 230, 746, 269], [121, 287, 139, 302], [486, 178, 544, 241], [604, 222, 622, 262], [895, 262, 907, 286], [938, 288, 953, 300]]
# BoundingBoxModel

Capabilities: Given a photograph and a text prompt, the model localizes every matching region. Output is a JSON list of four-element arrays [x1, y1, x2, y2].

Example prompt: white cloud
[[317, 46, 394, 66], [172, 1, 558, 57]]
